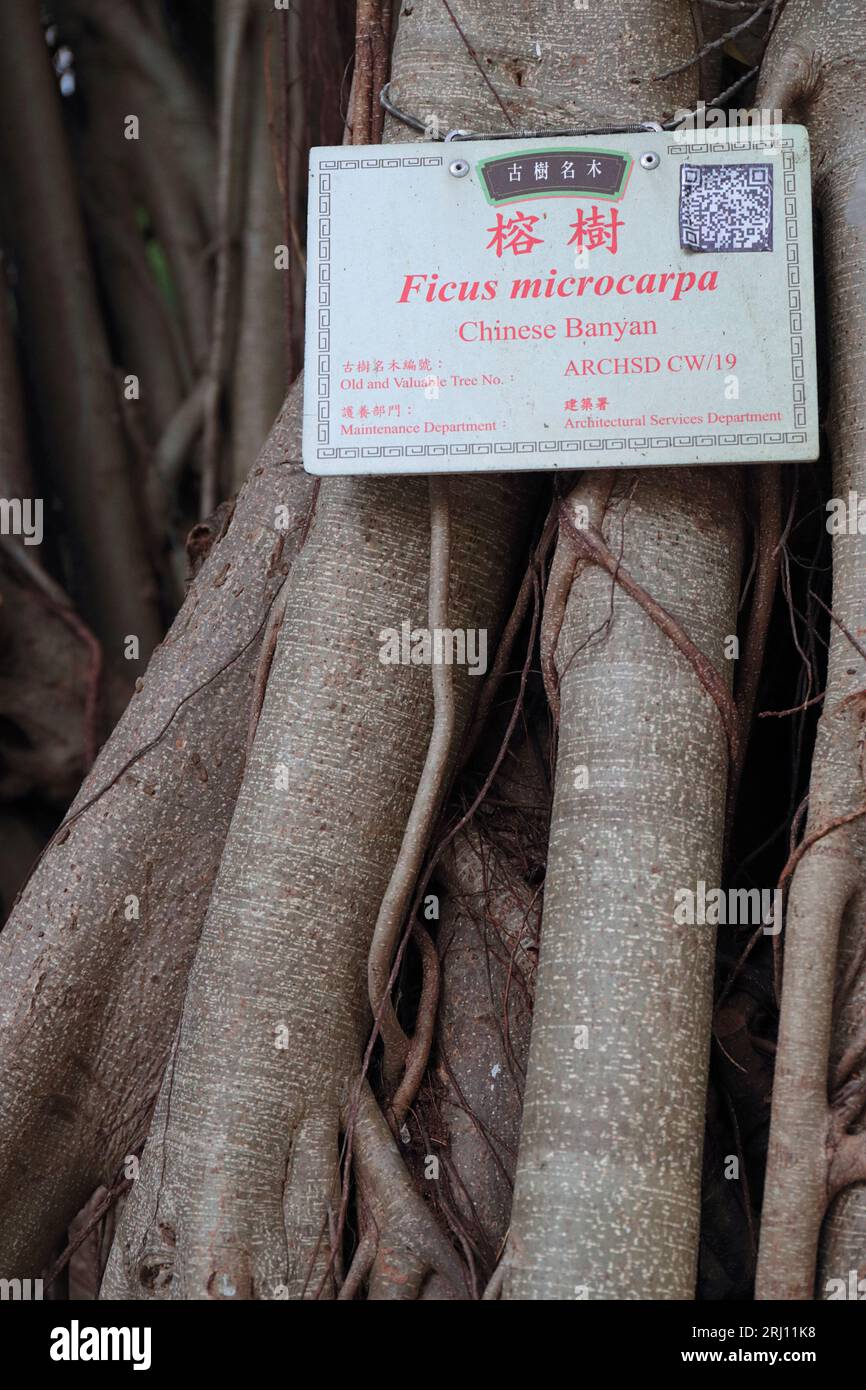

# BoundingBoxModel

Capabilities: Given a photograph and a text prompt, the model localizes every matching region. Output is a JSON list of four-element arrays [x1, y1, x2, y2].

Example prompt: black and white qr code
[[679, 163, 773, 252]]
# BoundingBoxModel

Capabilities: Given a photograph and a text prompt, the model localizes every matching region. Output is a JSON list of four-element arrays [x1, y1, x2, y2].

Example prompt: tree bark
[[0, 389, 313, 1276], [101, 458, 535, 1298], [102, 0, 606, 1300], [433, 820, 539, 1280], [503, 1, 746, 1299], [754, 0, 866, 1302]]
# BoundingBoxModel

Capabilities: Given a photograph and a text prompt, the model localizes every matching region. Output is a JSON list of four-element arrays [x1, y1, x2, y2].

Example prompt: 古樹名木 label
[[302, 127, 817, 475]]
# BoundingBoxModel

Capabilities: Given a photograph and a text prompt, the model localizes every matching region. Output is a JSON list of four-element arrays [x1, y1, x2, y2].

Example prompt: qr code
[[679, 163, 773, 252]]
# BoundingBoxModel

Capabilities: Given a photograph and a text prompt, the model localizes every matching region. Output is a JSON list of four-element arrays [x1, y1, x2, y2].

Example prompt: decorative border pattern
[[665, 139, 783, 155], [315, 140, 808, 460], [319, 430, 808, 462], [782, 146, 807, 428], [315, 156, 443, 446]]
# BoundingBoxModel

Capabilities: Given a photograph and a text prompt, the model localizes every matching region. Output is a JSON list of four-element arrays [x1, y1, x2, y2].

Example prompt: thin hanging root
[[656, 0, 773, 79], [360, 547, 543, 1155], [367, 476, 455, 1089], [352, 0, 390, 144], [539, 528, 577, 725], [777, 805, 866, 893], [464, 497, 556, 762], [347, 1081, 465, 1300], [370, 1, 393, 143], [388, 923, 440, 1132], [375, 566, 542, 1122], [559, 503, 740, 770], [770, 802, 866, 1016], [541, 475, 616, 722], [730, 464, 782, 811], [326, 1202, 345, 1289], [337, 1227, 377, 1301], [482, 1256, 507, 1301], [45, 1178, 133, 1294]]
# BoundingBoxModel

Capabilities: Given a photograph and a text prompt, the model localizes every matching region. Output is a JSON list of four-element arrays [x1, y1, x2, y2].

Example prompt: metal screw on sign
[[640, 151, 660, 170], [448, 158, 470, 178]]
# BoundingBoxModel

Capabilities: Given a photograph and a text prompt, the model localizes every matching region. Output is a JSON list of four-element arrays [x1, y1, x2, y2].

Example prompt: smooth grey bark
[[102, 0, 589, 1300], [503, 1, 746, 1299], [101, 463, 535, 1299], [508, 470, 742, 1300], [0, 390, 313, 1276], [754, 0, 866, 1301]]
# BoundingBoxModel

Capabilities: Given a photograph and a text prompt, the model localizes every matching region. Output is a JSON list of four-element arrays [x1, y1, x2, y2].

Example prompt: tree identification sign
[[302, 127, 817, 476]]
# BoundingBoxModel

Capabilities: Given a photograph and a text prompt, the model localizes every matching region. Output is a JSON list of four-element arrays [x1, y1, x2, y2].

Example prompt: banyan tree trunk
[[0, 392, 312, 1275], [754, 0, 866, 1302], [503, 2, 745, 1300]]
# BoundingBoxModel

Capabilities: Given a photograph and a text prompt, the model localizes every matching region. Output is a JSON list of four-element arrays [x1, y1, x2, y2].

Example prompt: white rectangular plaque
[[303, 127, 817, 475]]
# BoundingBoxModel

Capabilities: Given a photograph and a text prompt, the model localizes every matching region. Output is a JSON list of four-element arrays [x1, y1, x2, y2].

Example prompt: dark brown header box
[[478, 149, 630, 203]]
